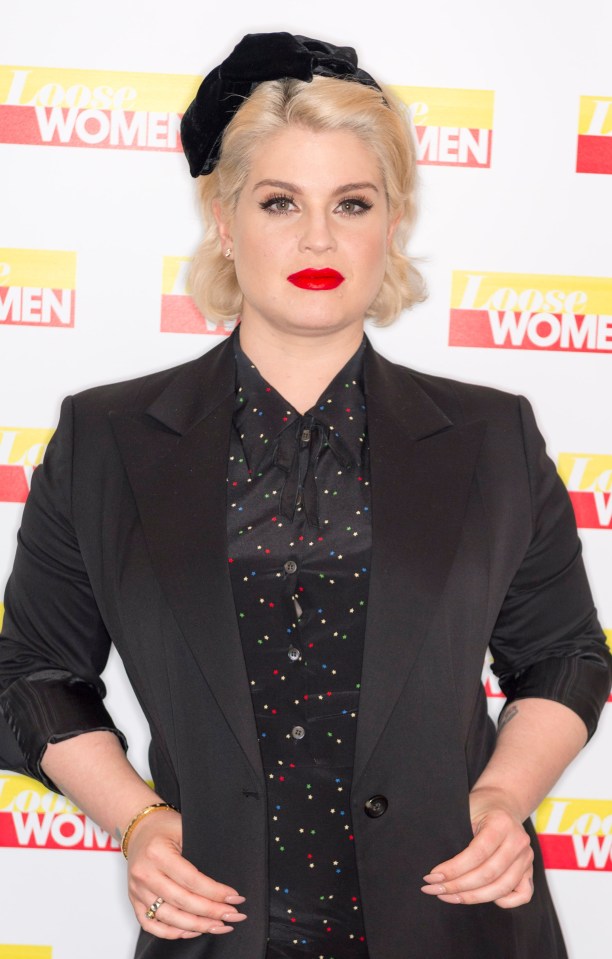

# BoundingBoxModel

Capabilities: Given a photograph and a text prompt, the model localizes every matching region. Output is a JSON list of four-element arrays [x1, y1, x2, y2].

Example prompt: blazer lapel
[[109, 337, 264, 785], [353, 344, 486, 786]]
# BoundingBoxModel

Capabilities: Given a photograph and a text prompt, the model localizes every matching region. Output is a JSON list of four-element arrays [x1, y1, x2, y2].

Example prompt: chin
[[285, 314, 362, 336]]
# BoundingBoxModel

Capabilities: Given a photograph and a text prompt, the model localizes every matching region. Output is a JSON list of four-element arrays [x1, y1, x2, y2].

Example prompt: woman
[[0, 32, 610, 959]]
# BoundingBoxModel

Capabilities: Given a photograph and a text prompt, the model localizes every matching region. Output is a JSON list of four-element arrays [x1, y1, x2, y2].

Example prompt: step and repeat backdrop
[[0, 1, 610, 957]]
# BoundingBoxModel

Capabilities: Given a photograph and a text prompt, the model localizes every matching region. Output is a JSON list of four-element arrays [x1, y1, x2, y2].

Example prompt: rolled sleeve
[[0, 396, 126, 790], [490, 397, 612, 740], [0, 670, 127, 791]]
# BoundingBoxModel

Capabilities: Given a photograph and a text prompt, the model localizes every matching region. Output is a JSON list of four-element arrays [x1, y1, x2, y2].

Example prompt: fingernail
[[423, 872, 445, 882], [421, 884, 446, 894], [210, 925, 234, 934], [222, 912, 247, 922], [224, 895, 246, 904], [437, 893, 463, 905]]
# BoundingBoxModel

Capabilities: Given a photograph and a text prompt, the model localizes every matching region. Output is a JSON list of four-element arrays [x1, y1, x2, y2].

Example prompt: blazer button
[[364, 795, 388, 818]]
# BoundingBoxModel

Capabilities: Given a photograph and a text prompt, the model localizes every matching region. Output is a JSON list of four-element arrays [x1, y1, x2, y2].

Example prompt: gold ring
[[145, 897, 164, 920]]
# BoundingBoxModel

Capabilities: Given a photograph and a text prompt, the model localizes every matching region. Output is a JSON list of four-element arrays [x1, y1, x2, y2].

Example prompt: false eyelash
[[259, 194, 295, 214], [337, 195, 374, 214]]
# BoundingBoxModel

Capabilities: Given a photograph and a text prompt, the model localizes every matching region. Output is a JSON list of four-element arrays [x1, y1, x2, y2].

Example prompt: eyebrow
[[252, 178, 380, 195]]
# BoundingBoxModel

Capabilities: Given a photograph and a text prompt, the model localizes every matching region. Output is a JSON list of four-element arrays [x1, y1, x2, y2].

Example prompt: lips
[[287, 268, 345, 291]]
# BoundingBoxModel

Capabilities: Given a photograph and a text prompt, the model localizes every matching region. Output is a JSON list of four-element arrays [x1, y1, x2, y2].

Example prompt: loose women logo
[[0, 428, 52, 503], [449, 271, 612, 353], [0, 66, 199, 153], [0, 249, 76, 328], [557, 454, 612, 530], [393, 86, 494, 167], [536, 799, 612, 871], [576, 96, 612, 174], [160, 256, 236, 336], [0, 772, 119, 852]]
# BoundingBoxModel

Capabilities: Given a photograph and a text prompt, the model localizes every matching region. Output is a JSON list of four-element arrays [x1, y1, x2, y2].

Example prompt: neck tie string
[[274, 419, 356, 527]]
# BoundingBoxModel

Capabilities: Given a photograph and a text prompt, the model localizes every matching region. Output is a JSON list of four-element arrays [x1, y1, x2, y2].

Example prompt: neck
[[237, 319, 365, 414]]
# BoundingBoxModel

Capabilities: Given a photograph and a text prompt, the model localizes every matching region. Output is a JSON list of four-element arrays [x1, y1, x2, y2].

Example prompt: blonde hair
[[189, 75, 425, 326]]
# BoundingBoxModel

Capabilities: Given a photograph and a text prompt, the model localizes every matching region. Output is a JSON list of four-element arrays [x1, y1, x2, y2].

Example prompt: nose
[[297, 211, 337, 255]]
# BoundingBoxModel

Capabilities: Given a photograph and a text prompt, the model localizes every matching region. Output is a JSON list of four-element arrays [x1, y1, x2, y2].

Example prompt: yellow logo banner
[[161, 256, 192, 296], [0, 66, 199, 113], [393, 86, 494, 129], [451, 271, 612, 314], [0, 948, 52, 959], [557, 454, 612, 491], [536, 798, 612, 835], [0, 249, 76, 290], [578, 96, 612, 136]]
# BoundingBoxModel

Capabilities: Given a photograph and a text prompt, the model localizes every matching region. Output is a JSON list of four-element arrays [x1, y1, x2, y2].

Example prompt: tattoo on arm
[[497, 704, 519, 735]]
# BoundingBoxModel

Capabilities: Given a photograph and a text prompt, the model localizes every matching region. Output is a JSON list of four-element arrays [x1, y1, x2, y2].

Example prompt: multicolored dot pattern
[[227, 334, 371, 957]]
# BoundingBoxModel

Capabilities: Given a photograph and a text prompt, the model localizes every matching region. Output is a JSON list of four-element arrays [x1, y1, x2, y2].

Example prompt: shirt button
[[291, 725, 306, 740], [287, 646, 302, 662], [284, 560, 298, 574]]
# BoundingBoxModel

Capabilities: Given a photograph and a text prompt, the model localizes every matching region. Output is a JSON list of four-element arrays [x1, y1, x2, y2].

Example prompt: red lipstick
[[287, 268, 345, 290]]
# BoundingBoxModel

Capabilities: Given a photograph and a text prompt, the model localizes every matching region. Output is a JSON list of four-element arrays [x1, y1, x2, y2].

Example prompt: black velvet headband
[[181, 32, 382, 177]]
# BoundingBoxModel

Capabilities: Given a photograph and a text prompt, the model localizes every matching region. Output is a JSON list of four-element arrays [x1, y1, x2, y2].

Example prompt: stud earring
[[224, 248, 232, 259]]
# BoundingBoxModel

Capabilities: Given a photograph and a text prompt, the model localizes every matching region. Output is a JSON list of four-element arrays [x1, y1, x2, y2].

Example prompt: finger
[[134, 896, 235, 938], [146, 899, 238, 935], [170, 864, 245, 905], [129, 843, 245, 905], [494, 870, 534, 909], [130, 872, 248, 926], [135, 899, 203, 940], [433, 859, 533, 906], [423, 825, 507, 885], [423, 811, 531, 884], [422, 833, 533, 896]]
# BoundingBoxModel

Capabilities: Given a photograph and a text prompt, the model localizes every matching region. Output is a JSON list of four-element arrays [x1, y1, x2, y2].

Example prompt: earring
[[224, 248, 232, 259]]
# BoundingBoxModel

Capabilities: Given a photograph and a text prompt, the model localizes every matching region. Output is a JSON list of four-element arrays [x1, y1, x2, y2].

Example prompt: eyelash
[[258, 193, 373, 217]]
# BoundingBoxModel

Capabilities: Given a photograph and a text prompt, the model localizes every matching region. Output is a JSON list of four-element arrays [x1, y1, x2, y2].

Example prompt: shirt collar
[[232, 327, 368, 476]]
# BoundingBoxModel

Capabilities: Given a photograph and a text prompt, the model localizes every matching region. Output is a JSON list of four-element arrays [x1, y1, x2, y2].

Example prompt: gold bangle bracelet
[[121, 802, 177, 859]]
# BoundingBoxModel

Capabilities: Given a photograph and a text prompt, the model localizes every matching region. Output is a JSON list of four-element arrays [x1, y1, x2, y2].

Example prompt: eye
[[335, 196, 373, 217], [259, 194, 296, 215]]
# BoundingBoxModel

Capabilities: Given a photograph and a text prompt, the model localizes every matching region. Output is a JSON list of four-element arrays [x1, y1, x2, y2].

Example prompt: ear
[[212, 199, 233, 251]]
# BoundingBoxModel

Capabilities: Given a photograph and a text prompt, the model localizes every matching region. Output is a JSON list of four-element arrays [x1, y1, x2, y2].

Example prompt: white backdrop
[[0, 1, 610, 957]]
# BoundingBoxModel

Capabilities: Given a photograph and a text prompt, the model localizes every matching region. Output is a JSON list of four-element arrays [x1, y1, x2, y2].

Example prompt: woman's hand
[[420, 786, 534, 908], [420, 699, 588, 909], [39, 733, 248, 938], [127, 809, 247, 939]]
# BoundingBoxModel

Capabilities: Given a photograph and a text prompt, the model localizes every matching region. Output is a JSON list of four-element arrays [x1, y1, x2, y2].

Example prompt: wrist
[[121, 802, 178, 858], [469, 784, 526, 825]]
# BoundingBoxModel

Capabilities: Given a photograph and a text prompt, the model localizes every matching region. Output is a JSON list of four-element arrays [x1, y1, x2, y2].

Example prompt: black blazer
[[1, 335, 610, 959]]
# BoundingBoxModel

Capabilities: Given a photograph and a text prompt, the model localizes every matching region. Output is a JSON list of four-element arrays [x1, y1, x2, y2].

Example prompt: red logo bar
[[539, 834, 612, 871], [568, 491, 612, 529], [0, 811, 119, 851], [160, 294, 233, 336], [415, 126, 492, 167], [0, 104, 182, 152], [576, 135, 612, 175], [0, 466, 30, 503], [0, 286, 75, 328], [449, 309, 612, 353]]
